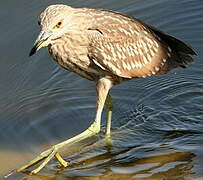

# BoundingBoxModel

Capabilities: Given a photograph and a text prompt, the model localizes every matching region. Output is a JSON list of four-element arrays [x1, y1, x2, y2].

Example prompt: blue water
[[0, 0, 203, 179]]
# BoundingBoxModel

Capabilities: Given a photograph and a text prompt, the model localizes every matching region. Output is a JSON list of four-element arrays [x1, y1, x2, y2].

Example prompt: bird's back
[[85, 8, 196, 79], [48, 6, 197, 82]]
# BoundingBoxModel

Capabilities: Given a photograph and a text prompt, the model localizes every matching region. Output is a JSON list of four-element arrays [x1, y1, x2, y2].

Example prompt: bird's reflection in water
[[21, 146, 195, 180]]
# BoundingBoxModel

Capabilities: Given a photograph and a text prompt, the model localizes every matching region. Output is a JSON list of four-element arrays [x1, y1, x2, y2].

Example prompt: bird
[[16, 4, 197, 174]]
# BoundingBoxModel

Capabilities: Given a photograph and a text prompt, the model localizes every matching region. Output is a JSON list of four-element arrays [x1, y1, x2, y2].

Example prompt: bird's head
[[29, 4, 74, 56]]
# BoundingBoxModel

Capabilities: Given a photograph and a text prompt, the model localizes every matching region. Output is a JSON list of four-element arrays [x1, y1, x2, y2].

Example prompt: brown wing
[[87, 9, 180, 79]]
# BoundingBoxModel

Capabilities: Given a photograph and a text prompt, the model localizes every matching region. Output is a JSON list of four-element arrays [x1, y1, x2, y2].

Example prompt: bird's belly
[[58, 58, 99, 81], [48, 45, 124, 83], [48, 48, 99, 81]]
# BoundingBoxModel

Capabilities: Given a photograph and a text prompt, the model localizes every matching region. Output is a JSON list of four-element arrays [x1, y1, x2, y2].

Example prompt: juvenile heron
[[17, 4, 196, 174]]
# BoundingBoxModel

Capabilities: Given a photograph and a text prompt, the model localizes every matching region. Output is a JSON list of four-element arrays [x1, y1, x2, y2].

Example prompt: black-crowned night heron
[[16, 4, 197, 174]]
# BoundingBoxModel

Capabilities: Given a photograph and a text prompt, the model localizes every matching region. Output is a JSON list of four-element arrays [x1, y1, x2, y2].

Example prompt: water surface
[[0, 0, 203, 179]]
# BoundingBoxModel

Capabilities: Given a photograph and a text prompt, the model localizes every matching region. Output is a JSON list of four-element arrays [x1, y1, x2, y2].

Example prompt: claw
[[4, 169, 16, 178]]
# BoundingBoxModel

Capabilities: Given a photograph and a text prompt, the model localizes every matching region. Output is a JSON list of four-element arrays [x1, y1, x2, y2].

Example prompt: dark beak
[[29, 40, 45, 56], [29, 30, 52, 56]]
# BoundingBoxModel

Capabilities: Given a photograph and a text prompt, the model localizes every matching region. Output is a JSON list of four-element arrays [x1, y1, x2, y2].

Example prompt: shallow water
[[0, 0, 203, 179]]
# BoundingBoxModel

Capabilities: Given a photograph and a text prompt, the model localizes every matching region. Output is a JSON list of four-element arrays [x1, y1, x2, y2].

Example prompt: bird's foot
[[15, 120, 101, 175], [16, 145, 69, 175]]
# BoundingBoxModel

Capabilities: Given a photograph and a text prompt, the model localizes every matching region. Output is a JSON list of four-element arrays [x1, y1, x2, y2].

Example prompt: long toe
[[16, 146, 68, 174]]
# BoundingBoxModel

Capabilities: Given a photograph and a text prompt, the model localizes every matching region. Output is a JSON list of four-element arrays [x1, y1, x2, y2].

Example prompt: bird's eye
[[55, 21, 62, 28]]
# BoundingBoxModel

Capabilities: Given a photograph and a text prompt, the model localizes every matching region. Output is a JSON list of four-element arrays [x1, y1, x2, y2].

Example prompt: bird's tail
[[145, 23, 197, 68]]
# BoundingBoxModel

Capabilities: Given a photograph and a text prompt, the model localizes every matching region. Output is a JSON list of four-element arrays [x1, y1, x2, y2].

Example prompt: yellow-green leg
[[105, 94, 113, 146], [16, 77, 112, 175]]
